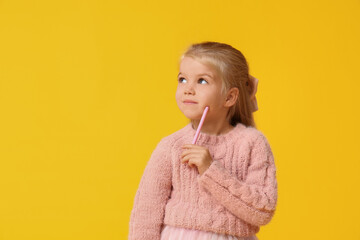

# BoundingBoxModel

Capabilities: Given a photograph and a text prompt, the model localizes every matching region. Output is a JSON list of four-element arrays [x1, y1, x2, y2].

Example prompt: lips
[[183, 99, 198, 104]]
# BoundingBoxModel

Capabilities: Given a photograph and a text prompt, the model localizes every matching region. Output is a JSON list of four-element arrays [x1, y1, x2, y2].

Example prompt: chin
[[185, 114, 203, 121], [180, 109, 202, 120]]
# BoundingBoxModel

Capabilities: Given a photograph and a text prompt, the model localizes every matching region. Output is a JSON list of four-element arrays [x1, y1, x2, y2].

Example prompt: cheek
[[205, 89, 221, 101], [208, 93, 225, 107], [175, 87, 182, 103]]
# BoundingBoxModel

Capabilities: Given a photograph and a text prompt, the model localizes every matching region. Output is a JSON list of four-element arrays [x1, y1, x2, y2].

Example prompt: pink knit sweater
[[129, 122, 278, 239]]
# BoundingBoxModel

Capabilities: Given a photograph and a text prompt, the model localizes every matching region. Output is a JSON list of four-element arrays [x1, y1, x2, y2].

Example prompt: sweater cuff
[[198, 160, 229, 184]]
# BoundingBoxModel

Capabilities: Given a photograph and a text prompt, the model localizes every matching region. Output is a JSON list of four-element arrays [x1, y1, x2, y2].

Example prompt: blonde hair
[[179, 41, 257, 128]]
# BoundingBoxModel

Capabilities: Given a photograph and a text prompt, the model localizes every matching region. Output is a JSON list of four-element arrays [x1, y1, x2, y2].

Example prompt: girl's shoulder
[[235, 122, 261, 139], [156, 124, 193, 148], [238, 123, 272, 148]]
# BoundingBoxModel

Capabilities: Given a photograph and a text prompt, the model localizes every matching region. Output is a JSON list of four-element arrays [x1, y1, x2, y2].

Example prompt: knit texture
[[128, 122, 278, 240]]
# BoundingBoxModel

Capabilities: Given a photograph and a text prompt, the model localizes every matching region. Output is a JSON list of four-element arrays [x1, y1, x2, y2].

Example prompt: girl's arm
[[198, 133, 278, 226], [128, 138, 172, 240]]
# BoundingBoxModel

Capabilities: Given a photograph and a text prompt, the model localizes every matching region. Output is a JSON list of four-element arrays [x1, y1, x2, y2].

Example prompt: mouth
[[183, 100, 198, 104]]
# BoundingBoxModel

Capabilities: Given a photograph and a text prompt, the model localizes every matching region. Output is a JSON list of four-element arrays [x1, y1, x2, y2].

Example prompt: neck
[[191, 118, 234, 136]]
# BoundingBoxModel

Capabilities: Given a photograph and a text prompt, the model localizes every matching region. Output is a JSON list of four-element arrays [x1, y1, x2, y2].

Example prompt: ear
[[224, 87, 239, 108]]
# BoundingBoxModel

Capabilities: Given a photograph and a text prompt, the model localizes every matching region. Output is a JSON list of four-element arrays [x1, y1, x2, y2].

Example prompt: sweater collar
[[185, 122, 246, 145]]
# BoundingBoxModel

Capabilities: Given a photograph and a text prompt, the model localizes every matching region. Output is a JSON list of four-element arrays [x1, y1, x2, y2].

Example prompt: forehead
[[179, 57, 218, 77]]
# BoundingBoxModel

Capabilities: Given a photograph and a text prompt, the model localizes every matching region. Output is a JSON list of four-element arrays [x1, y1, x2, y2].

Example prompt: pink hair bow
[[248, 75, 259, 112]]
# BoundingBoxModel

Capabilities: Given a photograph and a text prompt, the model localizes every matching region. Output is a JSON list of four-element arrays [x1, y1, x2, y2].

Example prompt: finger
[[181, 155, 193, 163], [188, 159, 199, 168], [181, 148, 195, 158], [181, 149, 205, 158], [182, 151, 203, 161], [182, 159, 189, 164], [181, 156, 188, 163], [181, 153, 201, 165], [181, 154, 193, 163], [188, 159, 194, 167], [181, 153, 194, 163]]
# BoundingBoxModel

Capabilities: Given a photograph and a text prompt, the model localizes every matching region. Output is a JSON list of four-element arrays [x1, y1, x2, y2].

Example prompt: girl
[[129, 41, 278, 240]]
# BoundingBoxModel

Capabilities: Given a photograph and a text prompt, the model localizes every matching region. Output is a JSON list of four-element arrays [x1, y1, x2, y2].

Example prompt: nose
[[184, 82, 195, 95]]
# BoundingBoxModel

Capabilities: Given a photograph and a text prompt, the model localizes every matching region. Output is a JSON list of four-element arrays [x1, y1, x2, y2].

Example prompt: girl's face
[[176, 56, 228, 122]]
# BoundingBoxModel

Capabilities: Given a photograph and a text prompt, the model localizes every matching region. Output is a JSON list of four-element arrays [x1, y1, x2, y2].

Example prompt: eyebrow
[[177, 72, 213, 79]]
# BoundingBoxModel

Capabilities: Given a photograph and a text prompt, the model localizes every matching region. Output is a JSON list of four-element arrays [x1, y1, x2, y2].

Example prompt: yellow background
[[1, 0, 359, 239]]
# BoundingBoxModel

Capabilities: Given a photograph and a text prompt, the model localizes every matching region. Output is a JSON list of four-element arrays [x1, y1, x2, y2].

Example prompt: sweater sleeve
[[198, 134, 278, 226], [128, 138, 172, 240]]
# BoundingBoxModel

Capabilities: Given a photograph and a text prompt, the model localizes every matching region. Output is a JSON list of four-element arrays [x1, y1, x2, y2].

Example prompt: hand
[[181, 144, 213, 175]]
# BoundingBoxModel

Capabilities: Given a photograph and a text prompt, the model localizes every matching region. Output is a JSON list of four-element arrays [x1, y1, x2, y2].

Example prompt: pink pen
[[192, 106, 209, 144]]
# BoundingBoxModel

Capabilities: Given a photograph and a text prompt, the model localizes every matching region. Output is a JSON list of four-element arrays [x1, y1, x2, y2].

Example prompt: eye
[[178, 77, 187, 83], [198, 78, 208, 84]]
